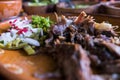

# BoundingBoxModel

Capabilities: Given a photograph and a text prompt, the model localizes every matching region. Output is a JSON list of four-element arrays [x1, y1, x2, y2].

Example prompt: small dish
[[23, 2, 48, 14], [103, 1, 120, 16], [23, 2, 57, 15]]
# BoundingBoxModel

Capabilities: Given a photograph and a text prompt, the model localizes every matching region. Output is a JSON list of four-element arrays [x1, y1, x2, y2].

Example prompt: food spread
[[0, 11, 120, 80], [37, 11, 120, 80]]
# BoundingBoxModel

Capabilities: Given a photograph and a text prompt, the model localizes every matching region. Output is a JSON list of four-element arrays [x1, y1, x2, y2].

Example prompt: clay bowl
[[0, 0, 22, 20], [23, 2, 56, 15], [103, 1, 120, 16], [56, 1, 99, 14]]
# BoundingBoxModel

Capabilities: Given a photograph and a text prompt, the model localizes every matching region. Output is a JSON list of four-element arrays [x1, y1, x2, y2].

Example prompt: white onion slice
[[21, 38, 40, 46]]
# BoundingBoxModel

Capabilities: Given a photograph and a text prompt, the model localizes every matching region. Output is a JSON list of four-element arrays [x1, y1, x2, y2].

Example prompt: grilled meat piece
[[37, 43, 92, 80], [40, 12, 120, 80], [84, 35, 115, 61], [97, 60, 120, 74], [102, 42, 120, 58]]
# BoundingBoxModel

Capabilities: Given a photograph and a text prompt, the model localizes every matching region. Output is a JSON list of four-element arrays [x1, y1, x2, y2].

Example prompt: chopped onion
[[0, 17, 42, 47], [21, 38, 40, 46]]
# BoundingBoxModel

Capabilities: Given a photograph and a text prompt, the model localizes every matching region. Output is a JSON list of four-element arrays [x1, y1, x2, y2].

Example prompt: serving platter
[[0, 13, 120, 80], [0, 14, 58, 80]]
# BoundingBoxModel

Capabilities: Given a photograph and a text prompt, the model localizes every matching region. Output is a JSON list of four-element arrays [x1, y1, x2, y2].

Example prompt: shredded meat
[[37, 11, 120, 80], [37, 43, 92, 80]]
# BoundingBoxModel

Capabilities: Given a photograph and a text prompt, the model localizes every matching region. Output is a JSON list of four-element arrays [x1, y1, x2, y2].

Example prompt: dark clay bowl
[[23, 2, 56, 15], [56, 1, 98, 14], [103, 1, 120, 16]]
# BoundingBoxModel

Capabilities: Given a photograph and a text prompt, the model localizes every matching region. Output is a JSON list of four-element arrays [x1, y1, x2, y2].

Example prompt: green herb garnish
[[31, 15, 53, 33], [31, 0, 58, 5]]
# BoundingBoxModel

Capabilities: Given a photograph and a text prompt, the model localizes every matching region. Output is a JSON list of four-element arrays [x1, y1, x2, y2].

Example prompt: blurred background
[[0, 0, 119, 21]]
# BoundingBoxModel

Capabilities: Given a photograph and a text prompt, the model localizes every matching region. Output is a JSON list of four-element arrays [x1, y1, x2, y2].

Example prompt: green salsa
[[28, 0, 59, 6], [75, 4, 90, 9]]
